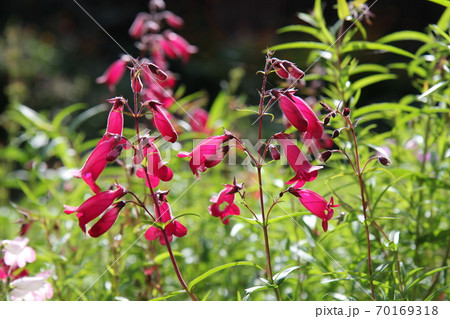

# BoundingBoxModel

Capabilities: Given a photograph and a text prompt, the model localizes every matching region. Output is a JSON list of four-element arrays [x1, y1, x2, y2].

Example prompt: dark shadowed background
[[0, 0, 445, 126]]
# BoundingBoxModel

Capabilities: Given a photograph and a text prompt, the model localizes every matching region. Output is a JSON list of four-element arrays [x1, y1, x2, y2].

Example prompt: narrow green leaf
[[52, 103, 86, 130], [149, 290, 185, 301], [427, 0, 450, 8], [337, 0, 351, 20], [407, 266, 450, 289], [377, 31, 430, 44], [206, 91, 227, 128], [429, 24, 450, 43], [342, 41, 416, 59], [437, 7, 450, 30], [268, 41, 331, 52], [351, 74, 397, 91], [353, 103, 419, 118], [16, 104, 54, 132], [268, 212, 308, 225], [188, 261, 263, 290], [273, 266, 302, 285], [17, 180, 38, 204], [69, 103, 107, 132], [277, 25, 325, 42], [297, 13, 318, 27], [314, 0, 334, 44], [243, 286, 270, 301], [153, 251, 183, 264], [350, 64, 389, 75]]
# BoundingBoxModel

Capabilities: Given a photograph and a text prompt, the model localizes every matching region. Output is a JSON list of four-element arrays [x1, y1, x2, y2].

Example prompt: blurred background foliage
[[0, 0, 448, 301]]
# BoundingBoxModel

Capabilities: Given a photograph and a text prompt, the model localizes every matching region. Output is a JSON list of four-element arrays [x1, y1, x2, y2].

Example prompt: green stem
[[255, 56, 281, 300], [132, 93, 197, 301]]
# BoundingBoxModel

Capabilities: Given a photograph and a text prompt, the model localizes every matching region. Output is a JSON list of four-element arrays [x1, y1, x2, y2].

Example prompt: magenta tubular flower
[[273, 90, 323, 139], [208, 184, 241, 225], [273, 90, 308, 132], [163, 30, 197, 63], [272, 61, 290, 79], [189, 108, 212, 134], [293, 189, 339, 232], [72, 134, 122, 193], [177, 133, 233, 178], [143, 100, 178, 143], [136, 141, 173, 188], [144, 201, 187, 245], [274, 133, 322, 188], [88, 201, 126, 238], [129, 12, 149, 39], [163, 11, 184, 28], [64, 184, 127, 234], [104, 97, 125, 136], [96, 58, 128, 91]]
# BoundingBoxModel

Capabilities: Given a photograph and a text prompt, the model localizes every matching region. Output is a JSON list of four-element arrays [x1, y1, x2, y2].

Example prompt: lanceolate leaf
[[337, 0, 351, 20], [149, 290, 185, 301], [278, 25, 326, 42], [188, 262, 264, 290], [342, 41, 416, 59], [351, 74, 397, 91], [353, 103, 419, 117], [273, 266, 303, 285], [377, 31, 430, 44], [268, 41, 331, 52]]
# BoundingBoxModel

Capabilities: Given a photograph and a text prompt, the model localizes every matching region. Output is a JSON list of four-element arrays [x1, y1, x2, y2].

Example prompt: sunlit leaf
[[188, 261, 264, 290]]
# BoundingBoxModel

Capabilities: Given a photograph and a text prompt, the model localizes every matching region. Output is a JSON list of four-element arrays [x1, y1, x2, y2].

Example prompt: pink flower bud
[[164, 11, 184, 28], [272, 61, 289, 79], [343, 108, 351, 116], [331, 129, 340, 139], [129, 13, 149, 39], [143, 100, 178, 143], [318, 150, 332, 162], [269, 144, 281, 160], [378, 156, 391, 166]]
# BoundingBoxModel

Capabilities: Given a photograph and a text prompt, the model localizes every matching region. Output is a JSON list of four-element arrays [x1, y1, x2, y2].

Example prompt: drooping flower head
[[208, 179, 243, 225], [143, 100, 178, 143], [135, 139, 173, 188], [272, 59, 305, 80], [289, 188, 339, 232], [1, 237, 36, 269], [96, 56, 130, 91], [272, 90, 323, 139], [64, 184, 127, 235], [177, 132, 233, 178], [72, 134, 123, 194], [144, 193, 187, 245], [274, 133, 322, 188]]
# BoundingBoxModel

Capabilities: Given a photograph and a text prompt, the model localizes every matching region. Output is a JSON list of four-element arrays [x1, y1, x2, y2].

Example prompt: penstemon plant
[[4, 0, 447, 302]]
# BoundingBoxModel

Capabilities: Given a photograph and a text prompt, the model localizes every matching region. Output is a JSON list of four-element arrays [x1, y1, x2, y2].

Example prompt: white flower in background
[[9, 271, 53, 301], [1, 237, 36, 268]]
